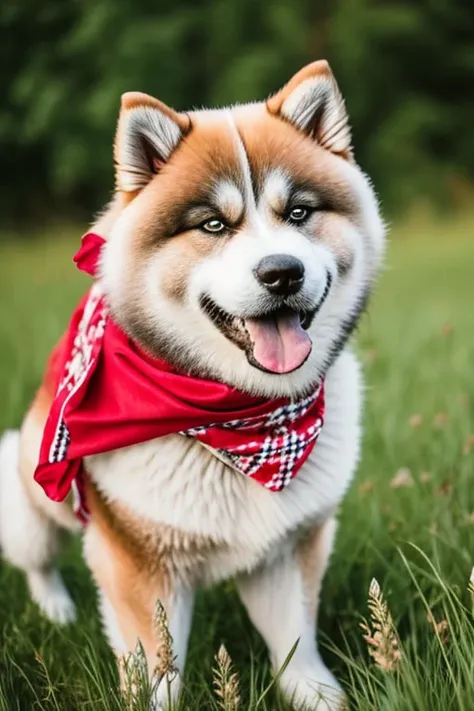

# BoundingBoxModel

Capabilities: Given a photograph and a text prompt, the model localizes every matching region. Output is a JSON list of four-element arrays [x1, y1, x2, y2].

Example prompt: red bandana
[[34, 233, 325, 523]]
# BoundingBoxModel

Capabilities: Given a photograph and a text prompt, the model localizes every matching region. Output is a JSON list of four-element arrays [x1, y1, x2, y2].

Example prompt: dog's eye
[[202, 219, 226, 234], [287, 206, 311, 224]]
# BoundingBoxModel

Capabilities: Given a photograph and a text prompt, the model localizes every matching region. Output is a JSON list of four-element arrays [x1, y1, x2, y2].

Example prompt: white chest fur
[[86, 349, 362, 583]]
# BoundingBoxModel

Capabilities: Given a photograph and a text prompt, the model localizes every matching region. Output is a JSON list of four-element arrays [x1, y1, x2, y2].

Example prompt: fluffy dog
[[0, 61, 384, 710]]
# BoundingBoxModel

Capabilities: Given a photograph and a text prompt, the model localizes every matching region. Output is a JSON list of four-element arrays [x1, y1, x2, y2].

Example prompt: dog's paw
[[27, 568, 77, 625], [150, 672, 181, 711], [279, 664, 346, 711]]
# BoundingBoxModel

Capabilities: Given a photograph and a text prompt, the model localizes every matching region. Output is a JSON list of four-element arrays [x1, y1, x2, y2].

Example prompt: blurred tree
[[0, 0, 473, 224], [330, 0, 474, 208]]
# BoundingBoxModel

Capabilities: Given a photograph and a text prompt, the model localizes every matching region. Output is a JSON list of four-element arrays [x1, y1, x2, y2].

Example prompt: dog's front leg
[[236, 517, 345, 711], [84, 521, 195, 710]]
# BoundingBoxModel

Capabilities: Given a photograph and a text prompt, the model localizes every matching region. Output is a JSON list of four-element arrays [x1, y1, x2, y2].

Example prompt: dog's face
[[100, 61, 385, 398]]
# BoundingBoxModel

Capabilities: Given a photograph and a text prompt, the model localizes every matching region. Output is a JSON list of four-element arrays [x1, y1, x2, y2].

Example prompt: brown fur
[[85, 523, 166, 661], [83, 478, 226, 672], [84, 478, 225, 583], [266, 60, 352, 161], [84, 479, 171, 660], [112, 118, 248, 310], [10, 63, 380, 710], [266, 61, 332, 116], [234, 109, 358, 214], [110, 106, 361, 342], [159, 231, 227, 304], [119, 91, 191, 132]]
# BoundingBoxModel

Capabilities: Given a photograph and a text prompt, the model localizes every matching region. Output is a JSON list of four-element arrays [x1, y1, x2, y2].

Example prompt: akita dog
[[0, 61, 384, 710]]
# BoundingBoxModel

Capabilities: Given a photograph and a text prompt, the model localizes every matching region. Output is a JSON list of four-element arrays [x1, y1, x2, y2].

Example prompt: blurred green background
[[1, 0, 474, 226], [1, 4, 474, 709]]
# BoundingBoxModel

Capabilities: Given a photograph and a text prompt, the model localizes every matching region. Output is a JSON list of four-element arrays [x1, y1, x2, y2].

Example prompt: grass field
[[0, 212, 473, 711]]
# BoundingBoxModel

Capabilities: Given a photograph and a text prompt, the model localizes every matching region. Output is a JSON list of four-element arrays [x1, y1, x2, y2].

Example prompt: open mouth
[[200, 274, 332, 375]]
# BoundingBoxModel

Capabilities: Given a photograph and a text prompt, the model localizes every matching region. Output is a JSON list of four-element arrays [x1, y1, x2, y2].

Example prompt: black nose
[[254, 254, 305, 296]]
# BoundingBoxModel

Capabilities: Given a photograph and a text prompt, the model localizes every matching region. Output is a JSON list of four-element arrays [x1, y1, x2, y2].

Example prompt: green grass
[[0, 212, 473, 710]]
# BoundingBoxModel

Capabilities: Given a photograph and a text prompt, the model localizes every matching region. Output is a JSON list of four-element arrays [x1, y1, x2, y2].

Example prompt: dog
[[0, 61, 384, 710]]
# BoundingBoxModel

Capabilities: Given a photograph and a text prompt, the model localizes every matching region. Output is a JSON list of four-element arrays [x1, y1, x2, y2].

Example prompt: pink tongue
[[245, 312, 312, 374]]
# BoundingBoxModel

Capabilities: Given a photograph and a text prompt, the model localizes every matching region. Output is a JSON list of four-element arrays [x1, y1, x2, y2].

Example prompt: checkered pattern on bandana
[[49, 285, 106, 469], [183, 388, 324, 491], [35, 250, 325, 524]]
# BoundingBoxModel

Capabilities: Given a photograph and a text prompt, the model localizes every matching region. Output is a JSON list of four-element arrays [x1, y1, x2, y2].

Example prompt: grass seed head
[[468, 567, 474, 596], [120, 640, 148, 709], [359, 479, 375, 494], [361, 578, 401, 672], [463, 434, 474, 454], [390, 468, 414, 488], [433, 412, 449, 428], [153, 599, 178, 681], [213, 644, 241, 711], [409, 413, 424, 428], [427, 611, 449, 646]]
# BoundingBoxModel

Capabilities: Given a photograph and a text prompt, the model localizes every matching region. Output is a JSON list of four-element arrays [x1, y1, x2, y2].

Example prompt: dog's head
[[100, 61, 385, 398]]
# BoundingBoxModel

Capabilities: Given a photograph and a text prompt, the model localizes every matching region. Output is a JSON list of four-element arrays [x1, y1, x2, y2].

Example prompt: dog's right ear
[[114, 93, 191, 193]]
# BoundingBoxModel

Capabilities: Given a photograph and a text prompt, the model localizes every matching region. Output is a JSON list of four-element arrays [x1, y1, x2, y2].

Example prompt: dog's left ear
[[114, 92, 191, 192], [267, 61, 352, 159]]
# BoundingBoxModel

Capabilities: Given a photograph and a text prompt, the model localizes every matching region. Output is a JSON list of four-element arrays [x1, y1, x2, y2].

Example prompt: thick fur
[[0, 61, 385, 710]]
